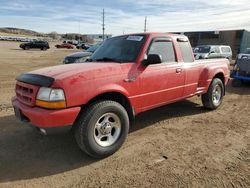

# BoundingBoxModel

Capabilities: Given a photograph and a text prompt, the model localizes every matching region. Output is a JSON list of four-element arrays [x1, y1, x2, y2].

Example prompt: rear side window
[[178, 41, 194, 62], [148, 40, 176, 63], [213, 46, 220, 53], [221, 47, 231, 53]]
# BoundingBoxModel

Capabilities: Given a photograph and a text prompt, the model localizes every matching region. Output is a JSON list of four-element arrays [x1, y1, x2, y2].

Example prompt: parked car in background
[[231, 58, 250, 87], [194, 45, 232, 60], [20, 41, 50, 50], [237, 48, 250, 60], [55, 43, 74, 49], [76, 42, 91, 50], [63, 40, 78, 46], [63, 42, 102, 64]]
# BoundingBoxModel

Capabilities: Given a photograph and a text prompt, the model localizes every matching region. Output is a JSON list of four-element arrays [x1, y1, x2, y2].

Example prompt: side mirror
[[142, 54, 162, 66]]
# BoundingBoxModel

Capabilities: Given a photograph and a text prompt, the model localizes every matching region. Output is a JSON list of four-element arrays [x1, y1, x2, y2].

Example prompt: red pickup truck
[[12, 33, 230, 158]]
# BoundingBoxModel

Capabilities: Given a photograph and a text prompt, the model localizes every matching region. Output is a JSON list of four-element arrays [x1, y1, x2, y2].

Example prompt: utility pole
[[144, 16, 147, 32], [102, 9, 105, 41], [78, 21, 80, 43]]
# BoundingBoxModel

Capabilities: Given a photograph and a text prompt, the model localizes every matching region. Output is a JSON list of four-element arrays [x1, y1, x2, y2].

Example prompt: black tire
[[74, 100, 129, 158], [202, 78, 224, 110], [41, 47, 47, 51], [232, 79, 242, 87], [24, 46, 30, 50]]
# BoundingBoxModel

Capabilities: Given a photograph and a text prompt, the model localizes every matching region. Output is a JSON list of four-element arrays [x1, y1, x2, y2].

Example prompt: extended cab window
[[178, 40, 194, 62], [148, 39, 176, 63], [212, 46, 220, 53], [221, 47, 231, 53]]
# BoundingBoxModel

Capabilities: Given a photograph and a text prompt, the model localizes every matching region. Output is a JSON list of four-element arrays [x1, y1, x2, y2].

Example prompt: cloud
[[0, 0, 249, 35]]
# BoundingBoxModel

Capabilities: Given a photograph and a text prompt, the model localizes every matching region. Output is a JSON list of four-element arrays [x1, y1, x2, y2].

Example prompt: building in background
[[177, 29, 250, 58]]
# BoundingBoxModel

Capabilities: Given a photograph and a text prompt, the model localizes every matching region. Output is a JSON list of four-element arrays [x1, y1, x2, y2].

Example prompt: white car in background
[[194, 45, 232, 61], [237, 48, 250, 59]]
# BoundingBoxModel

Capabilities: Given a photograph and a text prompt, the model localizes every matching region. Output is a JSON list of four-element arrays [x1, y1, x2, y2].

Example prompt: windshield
[[194, 46, 211, 53], [90, 35, 146, 63], [243, 48, 250, 54], [86, 43, 101, 53]]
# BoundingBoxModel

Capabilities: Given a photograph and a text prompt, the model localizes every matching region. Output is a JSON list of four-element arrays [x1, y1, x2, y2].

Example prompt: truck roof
[[118, 32, 188, 40]]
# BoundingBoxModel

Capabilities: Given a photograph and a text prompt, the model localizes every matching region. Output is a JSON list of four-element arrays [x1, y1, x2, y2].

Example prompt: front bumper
[[231, 71, 250, 81], [12, 97, 81, 128]]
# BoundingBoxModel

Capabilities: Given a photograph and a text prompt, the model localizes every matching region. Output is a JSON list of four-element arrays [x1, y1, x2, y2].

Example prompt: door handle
[[124, 78, 136, 82], [176, 68, 182, 73]]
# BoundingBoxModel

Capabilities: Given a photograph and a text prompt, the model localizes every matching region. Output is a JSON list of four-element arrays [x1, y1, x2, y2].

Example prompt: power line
[[78, 21, 80, 43]]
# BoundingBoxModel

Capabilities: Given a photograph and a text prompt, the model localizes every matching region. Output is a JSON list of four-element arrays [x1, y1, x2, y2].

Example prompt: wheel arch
[[212, 72, 225, 95], [213, 72, 225, 85], [75, 91, 135, 127]]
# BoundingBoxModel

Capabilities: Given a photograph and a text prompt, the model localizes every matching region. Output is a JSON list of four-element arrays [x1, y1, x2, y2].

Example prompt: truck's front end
[[12, 73, 80, 134]]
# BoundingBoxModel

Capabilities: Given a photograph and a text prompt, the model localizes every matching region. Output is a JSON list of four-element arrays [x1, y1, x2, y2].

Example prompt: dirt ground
[[0, 41, 249, 188]]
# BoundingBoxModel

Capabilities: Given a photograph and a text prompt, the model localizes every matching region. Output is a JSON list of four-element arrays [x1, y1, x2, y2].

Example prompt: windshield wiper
[[94, 57, 122, 63]]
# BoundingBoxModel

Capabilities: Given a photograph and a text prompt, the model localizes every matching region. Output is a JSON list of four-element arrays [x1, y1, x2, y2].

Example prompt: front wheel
[[74, 100, 129, 158], [202, 78, 224, 110]]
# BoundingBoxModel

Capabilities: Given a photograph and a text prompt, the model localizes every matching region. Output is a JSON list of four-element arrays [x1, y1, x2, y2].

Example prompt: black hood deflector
[[16, 73, 55, 87]]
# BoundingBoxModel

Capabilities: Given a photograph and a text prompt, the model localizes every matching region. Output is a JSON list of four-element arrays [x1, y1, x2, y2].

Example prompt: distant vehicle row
[[0, 36, 37, 42], [18, 40, 94, 51], [63, 40, 92, 49]]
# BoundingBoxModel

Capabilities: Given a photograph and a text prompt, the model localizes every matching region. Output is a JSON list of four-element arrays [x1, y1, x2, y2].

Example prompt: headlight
[[63, 57, 69, 64], [36, 87, 66, 109]]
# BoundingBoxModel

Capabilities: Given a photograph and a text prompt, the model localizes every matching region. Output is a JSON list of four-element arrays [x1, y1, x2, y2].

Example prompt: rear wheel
[[74, 100, 129, 158], [24, 46, 30, 50], [41, 47, 47, 51], [202, 78, 224, 110]]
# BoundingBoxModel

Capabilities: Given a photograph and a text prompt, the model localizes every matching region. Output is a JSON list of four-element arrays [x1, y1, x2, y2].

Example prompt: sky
[[0, 0, 250, 35]]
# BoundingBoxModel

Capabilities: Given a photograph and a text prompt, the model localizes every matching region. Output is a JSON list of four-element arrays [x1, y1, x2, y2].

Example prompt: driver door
[[139, 38, 185, 111]]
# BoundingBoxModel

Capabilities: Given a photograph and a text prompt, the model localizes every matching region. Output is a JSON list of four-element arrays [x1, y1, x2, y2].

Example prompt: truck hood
[[29, 62, 124, 81]]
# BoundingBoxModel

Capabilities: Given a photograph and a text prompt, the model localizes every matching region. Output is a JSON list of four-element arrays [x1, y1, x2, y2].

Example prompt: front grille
[[15, 81, 39, 106]]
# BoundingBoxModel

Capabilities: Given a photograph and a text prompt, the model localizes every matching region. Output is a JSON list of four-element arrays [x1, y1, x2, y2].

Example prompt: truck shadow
[[0, 100, 206, 182], [131, 100, 206, 133]]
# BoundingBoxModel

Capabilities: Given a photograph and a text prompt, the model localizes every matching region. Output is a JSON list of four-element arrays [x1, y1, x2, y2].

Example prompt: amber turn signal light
[[36, 100, 66, 109]]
